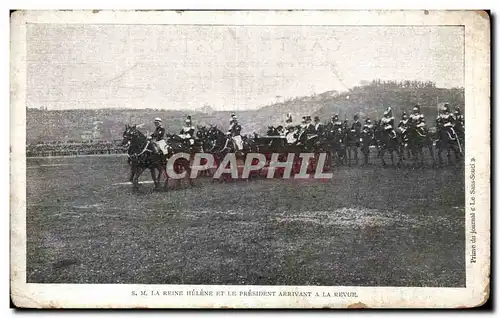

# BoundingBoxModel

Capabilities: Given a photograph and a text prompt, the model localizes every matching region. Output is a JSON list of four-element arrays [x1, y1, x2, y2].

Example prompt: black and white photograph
[[10, 10, 490, 308]]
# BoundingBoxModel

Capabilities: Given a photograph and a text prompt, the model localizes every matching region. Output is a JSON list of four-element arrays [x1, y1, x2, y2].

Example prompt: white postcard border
[[10, 10, 490, 308]]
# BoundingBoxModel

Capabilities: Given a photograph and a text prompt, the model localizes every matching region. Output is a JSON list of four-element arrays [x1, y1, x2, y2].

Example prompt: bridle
[[125, 132, 152, 159]]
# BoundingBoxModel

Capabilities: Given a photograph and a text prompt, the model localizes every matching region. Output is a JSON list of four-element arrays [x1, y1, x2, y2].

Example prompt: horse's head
[[196, 126, 207, 139], [207, 126, 223, 139], [122, 124, 145, 145]]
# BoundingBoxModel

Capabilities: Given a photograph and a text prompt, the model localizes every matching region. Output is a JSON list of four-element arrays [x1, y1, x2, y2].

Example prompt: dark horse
[[122, 125, 165, 191], [360, 127, 374, 165], [373, 120, 402, 166], [345, 128, 361, 166], [436, 123, 463, 166], [122, 125, 193, 191], [407, 125, 435, 168], [324, 123, 346, 165], [206, 126, 249, 160]]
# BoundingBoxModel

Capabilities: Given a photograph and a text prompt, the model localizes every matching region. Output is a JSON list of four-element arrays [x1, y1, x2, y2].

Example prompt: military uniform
[[151, 126, 165, 141], [351, 120, 362, 134], [150, 117, 168, 154], [381, 116, 395, 135], [409, 105, 425, 127], [179, 125, 195, 145], [437, 112, 456, 129], [398, 114, 410, 135], [228, 117, 243, 150]]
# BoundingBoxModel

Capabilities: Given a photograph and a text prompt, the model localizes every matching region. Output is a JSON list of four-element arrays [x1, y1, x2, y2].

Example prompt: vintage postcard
[[10, 10, 490, 308]]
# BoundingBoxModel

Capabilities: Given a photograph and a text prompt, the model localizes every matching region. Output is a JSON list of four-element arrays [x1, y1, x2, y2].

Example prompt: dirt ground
[[26, 155, 465, 286]]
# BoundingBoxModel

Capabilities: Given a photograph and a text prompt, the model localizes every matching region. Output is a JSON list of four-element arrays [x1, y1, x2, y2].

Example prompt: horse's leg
[[418, 147, 424, 167], [129, 165, 135, 183], [426, 143, 434, 168], [133, 167, 145, 191], [150, 168, 159, 191], [347, 147, 352, 167], [186, 164, 195, 187], [380, 149, 386, 166], [354, 146, 359, 165], [390, 149, 395, 166]]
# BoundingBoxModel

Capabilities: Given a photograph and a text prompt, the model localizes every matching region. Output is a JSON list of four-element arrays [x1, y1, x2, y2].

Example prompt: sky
[[26, 24, 464, 111]]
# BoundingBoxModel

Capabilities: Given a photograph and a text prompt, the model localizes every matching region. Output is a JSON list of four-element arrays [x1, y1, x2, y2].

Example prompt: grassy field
[[26, 155, 465, 286]]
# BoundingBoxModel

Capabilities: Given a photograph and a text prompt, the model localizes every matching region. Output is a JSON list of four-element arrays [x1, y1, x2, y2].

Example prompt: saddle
[[153, 139, 170, 155]]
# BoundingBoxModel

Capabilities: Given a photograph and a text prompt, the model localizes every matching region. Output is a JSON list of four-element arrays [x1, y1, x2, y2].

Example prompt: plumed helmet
[[154, 117, 162, 123]]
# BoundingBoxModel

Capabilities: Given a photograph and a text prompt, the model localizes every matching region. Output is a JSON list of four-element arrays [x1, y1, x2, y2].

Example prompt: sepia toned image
[[10, 10, 490, 308]]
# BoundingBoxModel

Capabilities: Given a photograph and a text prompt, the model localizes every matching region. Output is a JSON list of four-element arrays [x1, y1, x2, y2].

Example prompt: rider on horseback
[[149, 117, 167, 154], [381, 107, 397, 139], [436, 103, 457, 138], [351, 114, 362, 133], [314, 116, 325, 136], [362, 118, 374, 137], [398, 111, 410, 134], [409, 104, 425, 127], [364, 118, 373, 130], [227, 114, 244, 151], [304, 116, 315, 134], [330, 114, 343, 131], [179, 115, 195, 147], [285, 125, 298, 144], [351, 114, 362, 146], [454, 107, 465, 127], [416, 116, 428, 134]]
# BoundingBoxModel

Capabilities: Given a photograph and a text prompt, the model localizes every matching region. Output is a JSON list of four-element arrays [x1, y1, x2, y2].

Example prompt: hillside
[[26, 82, 464, 143], [314, 82, 464, 123]]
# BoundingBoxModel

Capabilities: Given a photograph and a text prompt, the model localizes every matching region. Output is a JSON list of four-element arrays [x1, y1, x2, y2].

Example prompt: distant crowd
[[26, 140, 124, 157]]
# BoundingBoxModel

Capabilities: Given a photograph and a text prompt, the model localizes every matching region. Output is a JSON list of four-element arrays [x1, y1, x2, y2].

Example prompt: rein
[[127, 139, 152, 159]]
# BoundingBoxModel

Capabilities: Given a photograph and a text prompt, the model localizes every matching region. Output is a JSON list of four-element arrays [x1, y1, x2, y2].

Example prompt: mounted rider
[[361, 118, 374, 142], [409, 104, 425, 127], [179, 115, 195, 147], [454, 106, 465, 138], [227, 114, 244, 151], [350, 114, 362, 146], [285, 124, 298, 144], [304, 116, 316, 135], [313, 116, 325, 136], [381, 107, 397, 139], [415, 116, 428, 135], [329, 114, 343, 132], [149, 117, 167, 154], [351, 114, 362, 134], [363, 118, 373, 131], [454, 107, 465, 127], [436, 103, 457, 138], [398, 111, 410, 135]]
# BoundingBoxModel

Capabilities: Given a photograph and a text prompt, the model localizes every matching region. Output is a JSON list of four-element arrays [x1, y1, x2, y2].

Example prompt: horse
[[324, 123, 346, 165], [345, 128, 361, 166], [435, 124, 463, 166], [407, 125, 435, 168], [122, 125, 194, 191], [122, 125, 166, 191], [373, 120, 403, 167], [398, 126, 412, 161], [360, 128, 373, 165], [206, 126, 249, 159]]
